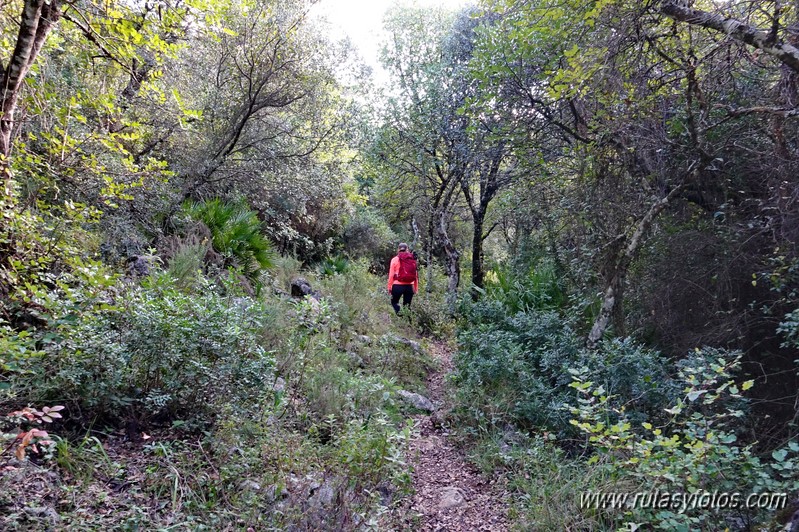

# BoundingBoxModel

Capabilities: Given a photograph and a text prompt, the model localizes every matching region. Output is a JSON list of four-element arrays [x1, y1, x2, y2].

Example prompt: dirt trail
[[404, 341, 509, 531]]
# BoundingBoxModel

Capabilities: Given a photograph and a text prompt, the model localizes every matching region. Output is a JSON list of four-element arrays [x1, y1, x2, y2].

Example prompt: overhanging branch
[[660, 1, 799, 73], [726, 105, 799, 118]]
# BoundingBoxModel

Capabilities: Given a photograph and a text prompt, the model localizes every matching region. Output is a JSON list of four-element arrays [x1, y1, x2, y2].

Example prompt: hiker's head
[[398, 242, 408, 253]]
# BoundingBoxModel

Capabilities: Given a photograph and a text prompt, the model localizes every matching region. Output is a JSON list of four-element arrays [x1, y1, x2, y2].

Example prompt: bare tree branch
[[660, 1, 799, 73], [726, 105, 799, 118]]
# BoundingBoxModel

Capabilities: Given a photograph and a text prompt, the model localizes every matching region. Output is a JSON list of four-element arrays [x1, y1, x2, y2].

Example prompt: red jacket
[[387, 254, 418, 293]]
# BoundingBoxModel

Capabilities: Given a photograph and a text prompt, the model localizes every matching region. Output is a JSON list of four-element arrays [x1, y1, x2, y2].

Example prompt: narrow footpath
[[404, 342, 510, 531]]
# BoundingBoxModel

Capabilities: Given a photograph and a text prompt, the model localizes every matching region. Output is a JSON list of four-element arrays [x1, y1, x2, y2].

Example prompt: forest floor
[[402, 341, 510, 531]]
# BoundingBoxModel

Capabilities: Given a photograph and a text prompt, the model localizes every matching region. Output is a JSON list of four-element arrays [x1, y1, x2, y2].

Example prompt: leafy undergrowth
[[1, 258, 440, 529], [450, 267, 799, 531]]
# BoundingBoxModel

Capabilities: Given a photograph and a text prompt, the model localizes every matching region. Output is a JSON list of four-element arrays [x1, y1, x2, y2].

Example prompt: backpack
[[395, 251, 417, 283]]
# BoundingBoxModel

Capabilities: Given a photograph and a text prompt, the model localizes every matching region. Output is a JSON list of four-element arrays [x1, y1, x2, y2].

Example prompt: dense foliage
[[454, 265, 798, 528], [1, 0, 797, 528]]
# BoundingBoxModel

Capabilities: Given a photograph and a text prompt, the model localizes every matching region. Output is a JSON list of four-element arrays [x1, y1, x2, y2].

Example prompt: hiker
[[387, 243, 418, 314]]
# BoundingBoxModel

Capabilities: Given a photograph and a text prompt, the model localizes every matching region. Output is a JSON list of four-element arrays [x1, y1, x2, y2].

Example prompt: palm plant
[[182, 199, 273, 283], [317, 255, 349, 277]]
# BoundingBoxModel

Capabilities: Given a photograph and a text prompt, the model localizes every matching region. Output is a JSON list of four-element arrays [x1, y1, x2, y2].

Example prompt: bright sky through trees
[[311, 0, 470, 84]]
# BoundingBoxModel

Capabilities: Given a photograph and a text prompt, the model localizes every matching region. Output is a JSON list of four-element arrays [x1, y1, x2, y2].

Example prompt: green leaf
[[686, 390, 705, 402]]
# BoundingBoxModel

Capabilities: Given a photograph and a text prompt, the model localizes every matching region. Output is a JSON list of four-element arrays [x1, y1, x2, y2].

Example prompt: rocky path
[[404, 342, 510, 531]]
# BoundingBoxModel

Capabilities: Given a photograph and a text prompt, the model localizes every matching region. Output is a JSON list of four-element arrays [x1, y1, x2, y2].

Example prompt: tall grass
[[484, 258, 567, 314]]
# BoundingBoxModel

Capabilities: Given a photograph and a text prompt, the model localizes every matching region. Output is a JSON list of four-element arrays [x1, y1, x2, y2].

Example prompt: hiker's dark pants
[[391, 284, 414, 314]]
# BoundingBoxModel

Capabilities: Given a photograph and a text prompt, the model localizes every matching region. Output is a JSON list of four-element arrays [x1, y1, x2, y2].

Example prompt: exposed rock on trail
[[405, 342, 509, 531], [397, 390, 435, 412], [290, 277, 321, 300]]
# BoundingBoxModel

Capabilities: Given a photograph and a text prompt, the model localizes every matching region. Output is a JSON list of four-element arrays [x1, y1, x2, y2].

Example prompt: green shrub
[[777, 307, 799, 348], [340, 206, 398, 269], [24, 276, 274, 424], [570, 348, 799, 529], [317, 259, 393, 337], [408, 283, 454, 339], [455, 302, 674, 434], [302, 357, 396, 434], [333, 415, 411, 487], [466, 432, 636, 530], [0, 326, 44, 401]]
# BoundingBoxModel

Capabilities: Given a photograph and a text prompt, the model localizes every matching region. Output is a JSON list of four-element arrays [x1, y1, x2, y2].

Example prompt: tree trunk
[[459, 146, 505, 300], [612, 276, 626, 337], [411, 217, 421, 249], [425, 214, 435, 293], [588, 274, 620, 348], [471, 215, 484, 298], [1, 0, 61, 300], [1, 0, 61, 196], [436, 210, 460, 310], [587, 185, 683, 347]]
